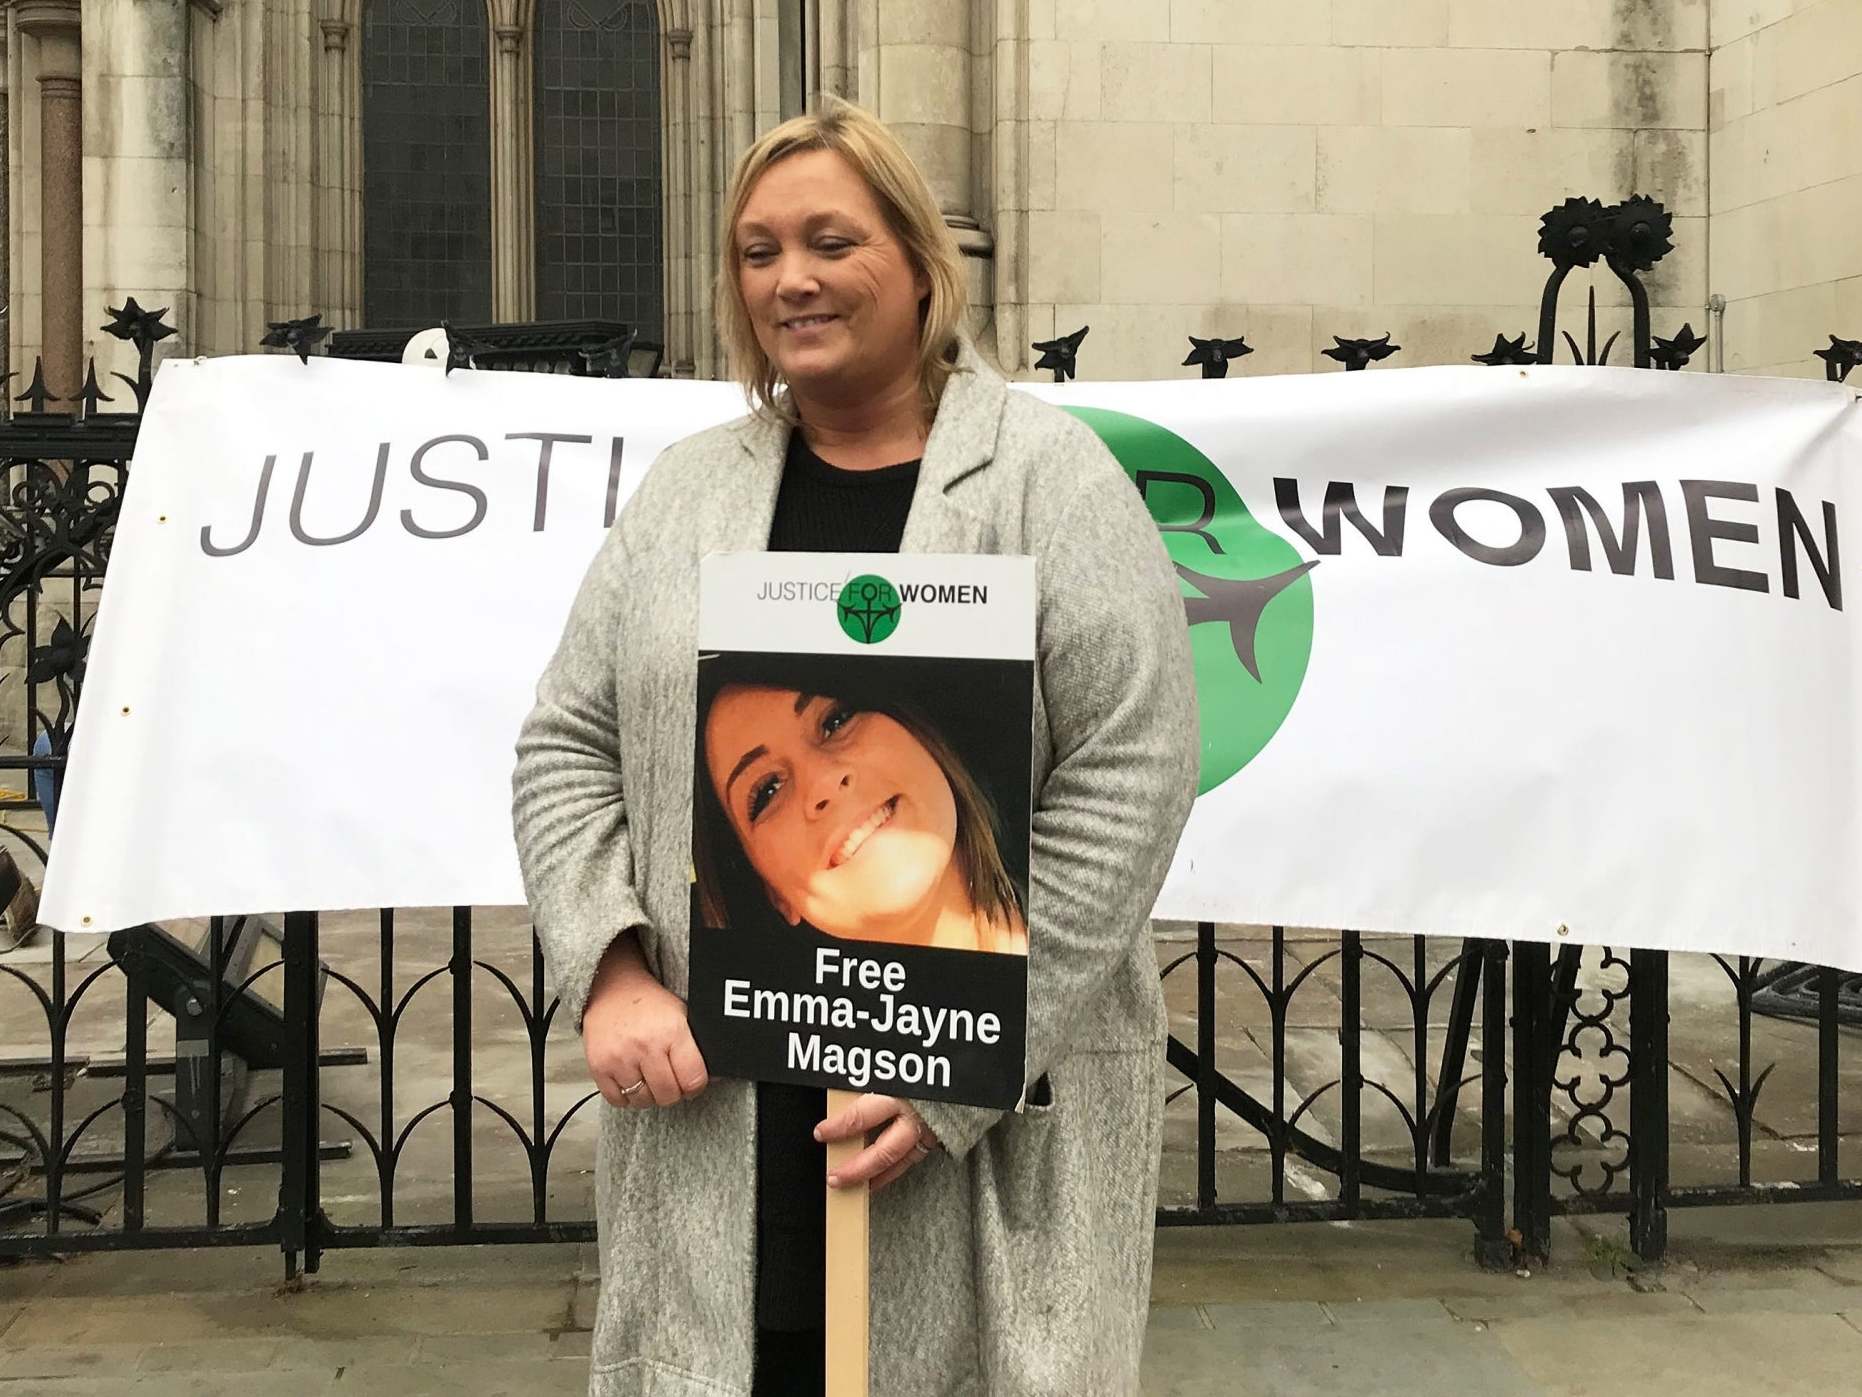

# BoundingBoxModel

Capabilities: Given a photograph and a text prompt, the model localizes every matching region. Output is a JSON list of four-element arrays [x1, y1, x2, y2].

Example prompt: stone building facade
[[2, 0, 1856, 394]]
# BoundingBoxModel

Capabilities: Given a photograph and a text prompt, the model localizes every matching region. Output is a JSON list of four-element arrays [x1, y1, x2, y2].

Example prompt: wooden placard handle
[[823, 1087, 870, 1397]]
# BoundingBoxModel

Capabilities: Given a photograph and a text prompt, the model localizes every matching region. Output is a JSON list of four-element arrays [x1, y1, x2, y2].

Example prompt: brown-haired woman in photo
[[693, 674, 1027, 957], [513, 98, 1197, 1395]]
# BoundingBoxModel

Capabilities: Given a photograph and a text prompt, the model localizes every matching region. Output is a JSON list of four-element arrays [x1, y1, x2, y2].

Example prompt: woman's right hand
[[581, 932, 710, 1109]]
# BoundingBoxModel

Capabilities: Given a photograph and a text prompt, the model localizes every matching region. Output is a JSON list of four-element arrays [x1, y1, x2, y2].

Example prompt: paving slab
[[2, 1281, 575, 1347], [1142, 1314, 1540, 1397], [327, 1358, 589, 1395], [1493, 1311, 1862, 1397]]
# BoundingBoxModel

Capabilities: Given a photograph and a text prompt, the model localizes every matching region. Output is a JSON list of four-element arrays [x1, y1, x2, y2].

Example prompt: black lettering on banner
[[1680, 480, 1769, 594], [1429, 487, 1546, 567], [289, 443, 390, 547], [1136, 470, 1224, 556], [1546, 482, 1675, 579], [508, 431, 595, 532], [401, 434, 491, 540], [1777, 489, 1842, 611], [200, 453, 279, 558], [1274, 480, 1410, 557]]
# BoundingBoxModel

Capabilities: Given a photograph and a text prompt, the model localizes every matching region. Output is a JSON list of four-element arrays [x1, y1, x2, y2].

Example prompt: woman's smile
[[828, 795, 898, 869], [781, 312, 839, 334]]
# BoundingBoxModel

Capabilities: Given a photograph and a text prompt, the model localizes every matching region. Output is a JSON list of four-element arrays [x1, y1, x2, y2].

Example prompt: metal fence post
[[1511, 939, 1553, 1262], [1629, 948, 1670, 1260], [1476, 939, 1510, 1268], [278, 910, 322, 1279]]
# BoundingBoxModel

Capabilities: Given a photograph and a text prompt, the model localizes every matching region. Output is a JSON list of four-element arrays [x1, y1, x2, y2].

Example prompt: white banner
[[40, 355, 1862, 971]]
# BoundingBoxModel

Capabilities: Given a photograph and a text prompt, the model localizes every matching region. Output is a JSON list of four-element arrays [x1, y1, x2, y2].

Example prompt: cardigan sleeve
[[913, 445, 1200, 1156], [511, 518, 655, 1031]]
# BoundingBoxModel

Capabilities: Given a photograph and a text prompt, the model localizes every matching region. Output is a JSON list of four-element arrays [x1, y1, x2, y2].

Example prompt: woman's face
[[733, 148, 929, 404], [705, 685, 958, 939]]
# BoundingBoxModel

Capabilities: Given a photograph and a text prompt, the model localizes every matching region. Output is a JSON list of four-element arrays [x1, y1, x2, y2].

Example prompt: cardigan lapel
[[719, 407, 789, 552], [900, 338, 1008, 556]]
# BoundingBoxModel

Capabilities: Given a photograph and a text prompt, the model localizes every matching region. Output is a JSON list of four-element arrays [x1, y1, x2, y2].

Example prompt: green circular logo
[[1064, 406, 1317, 795], [837, 574, 901, 644]]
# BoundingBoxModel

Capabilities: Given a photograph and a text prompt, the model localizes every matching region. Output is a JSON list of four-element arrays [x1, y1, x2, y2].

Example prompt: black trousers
[[753, 1327, 825, 1396]]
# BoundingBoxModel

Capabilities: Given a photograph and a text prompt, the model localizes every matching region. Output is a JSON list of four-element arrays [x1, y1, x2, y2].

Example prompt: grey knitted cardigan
[[512, 339, 1199, 1396]]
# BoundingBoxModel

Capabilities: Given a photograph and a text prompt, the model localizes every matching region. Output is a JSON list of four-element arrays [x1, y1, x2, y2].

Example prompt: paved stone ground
[[5, 1209, 1862, 1394]]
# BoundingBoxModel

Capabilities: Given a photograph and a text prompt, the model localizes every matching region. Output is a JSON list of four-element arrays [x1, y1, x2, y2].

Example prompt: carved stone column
[[15, 0, 79, 398], [861, 1, 993, 325], [316, 5, 363, 328], [488, 0, 534, 321]]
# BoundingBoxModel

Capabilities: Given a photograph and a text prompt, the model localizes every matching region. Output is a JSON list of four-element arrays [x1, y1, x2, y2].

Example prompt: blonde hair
[[717, 98, 968, 419]]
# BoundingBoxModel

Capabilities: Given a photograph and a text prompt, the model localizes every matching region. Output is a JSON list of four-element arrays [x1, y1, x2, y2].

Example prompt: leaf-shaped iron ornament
[[1537, 197, 1608, 269], [1472, 332, 1537, 366], [100, 297, 178, 413], [261, 313, 333, 364], [1321, 334, 1400, 371], [1813, 334, 1862, 384], [1031, 325, 1089, 383], [441, 320, 499, 375], [100, 298, 177, 349], [1649, 322, 1707, 372], [1182, 334, 1253, 379], [1606, 195, 1675, 273], [27, 618, 84, 688]]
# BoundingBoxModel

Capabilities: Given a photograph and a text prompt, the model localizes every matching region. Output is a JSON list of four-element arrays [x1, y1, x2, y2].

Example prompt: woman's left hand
[[815, 1094, 942, 1192]]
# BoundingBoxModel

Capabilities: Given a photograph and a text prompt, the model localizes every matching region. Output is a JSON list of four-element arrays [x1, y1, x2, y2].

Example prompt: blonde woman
[[512, 99, 1196, 1396]]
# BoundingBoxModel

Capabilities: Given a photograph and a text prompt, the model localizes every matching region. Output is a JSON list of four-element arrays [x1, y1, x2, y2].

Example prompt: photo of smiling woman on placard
[[693, 650, 1029, 957]]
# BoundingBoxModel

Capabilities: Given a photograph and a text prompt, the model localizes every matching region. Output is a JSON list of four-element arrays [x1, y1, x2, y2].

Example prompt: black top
[[755, 429, 922, 1332]]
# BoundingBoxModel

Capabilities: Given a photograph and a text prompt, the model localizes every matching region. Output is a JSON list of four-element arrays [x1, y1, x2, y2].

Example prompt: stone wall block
[[1220, 212, 1373, 306], [1169, 0, 1332, 46], [1027, 120, 1057, 210], [1317, 125, 1470, 214], [86, 154, 191, 231], [1213, 45, 1381, 126], [1709, 32, 1757, 132], [1100, 42, 1210, 124], [1311, 301, 1540, 368], [1836, 273, 1862, 333], [1372, 213, 1544, 306], [1713, 71, 1862, 215], [1029, 40, 1102, 122], [1450, 0, 1704, 51], [1753, 0, 1862, 109], [1051, 0, 1168, 43], [1055, 121, 1175, 212], [1712, 174, 1862, 299], [1027, 209, 1101, 302], [1040, 301, 1205, 378], [86, 72, 192, 161], [877, 0, 969, 47], [1710, 0, 1795, 48], [885, 120, 973, 213], [1468, 127, 1635, 216], [1203, 301, 1316, 376], [1381, 48, 1551, 127], [1634, 128, 1707, 217], [1099, 211, 1220, 302], [1331, 0, 1449, 48], [1551, 51, 1709, 131], [1175, 123, 1316, 214], [876, 45, 970, 126], [1720, 281, 1840, 371]]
